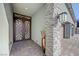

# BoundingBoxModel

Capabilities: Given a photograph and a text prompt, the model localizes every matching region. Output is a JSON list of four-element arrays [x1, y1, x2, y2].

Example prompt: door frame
[[13, 13, 31, 42]]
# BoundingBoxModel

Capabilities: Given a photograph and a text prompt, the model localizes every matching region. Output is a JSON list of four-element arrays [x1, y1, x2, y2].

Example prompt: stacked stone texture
[[44, 3, 63, 56], [43, 3, 54, 56]]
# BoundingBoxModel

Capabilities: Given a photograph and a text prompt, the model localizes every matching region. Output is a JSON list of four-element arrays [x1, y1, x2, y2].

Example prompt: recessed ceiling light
[[25, 8, 28, 10]]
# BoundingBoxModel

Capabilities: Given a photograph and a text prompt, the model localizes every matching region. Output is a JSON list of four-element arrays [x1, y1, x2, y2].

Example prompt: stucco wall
[[4, 3, 13, 55], [0, 3, 13, 56], [0, 3, 9, 56], [32, 4, 46, 46]]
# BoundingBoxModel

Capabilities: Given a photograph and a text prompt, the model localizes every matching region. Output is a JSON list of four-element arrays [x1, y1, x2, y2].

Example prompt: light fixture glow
[[25, 8, 28, 10]]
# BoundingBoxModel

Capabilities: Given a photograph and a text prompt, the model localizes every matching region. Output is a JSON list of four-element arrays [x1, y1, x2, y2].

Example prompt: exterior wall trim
[[65, 3, 76, 24]]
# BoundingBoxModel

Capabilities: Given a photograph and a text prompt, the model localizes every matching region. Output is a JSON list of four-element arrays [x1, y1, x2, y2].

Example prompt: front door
[[13, 13, 31, 42]]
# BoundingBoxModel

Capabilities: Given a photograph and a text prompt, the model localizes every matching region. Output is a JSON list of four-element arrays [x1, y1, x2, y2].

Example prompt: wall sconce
[[51, 12, 68, 26], [59, 12, 68, 23]]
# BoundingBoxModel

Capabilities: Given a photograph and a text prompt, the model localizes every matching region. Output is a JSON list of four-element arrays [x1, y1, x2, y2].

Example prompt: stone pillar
[[53, 22, 63, 56], [43, 3, 54, 56], [43, 3, 63, 56]]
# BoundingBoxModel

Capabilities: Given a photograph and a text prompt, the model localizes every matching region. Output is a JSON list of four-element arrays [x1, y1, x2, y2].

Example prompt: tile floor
[[10, 40, 44, 56]]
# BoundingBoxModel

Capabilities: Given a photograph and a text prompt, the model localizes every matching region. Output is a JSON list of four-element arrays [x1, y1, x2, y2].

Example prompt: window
[[71, 26, 74, 36], [63, 23, 71, 39]]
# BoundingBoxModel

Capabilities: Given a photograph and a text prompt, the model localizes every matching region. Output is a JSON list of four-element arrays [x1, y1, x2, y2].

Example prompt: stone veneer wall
[[53, 4, 77, 56], [44, 3, 64, 56], [43, 3, 75, 56], [43, 3, 54, 56], [52, 4, 62, 56], [43, 3, 64, 56], [52, 4, 76, 56], [53, 21, 63, 56]]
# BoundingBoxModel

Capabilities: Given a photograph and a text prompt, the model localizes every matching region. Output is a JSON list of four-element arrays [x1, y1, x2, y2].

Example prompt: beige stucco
[[0, 3, 13, 56]]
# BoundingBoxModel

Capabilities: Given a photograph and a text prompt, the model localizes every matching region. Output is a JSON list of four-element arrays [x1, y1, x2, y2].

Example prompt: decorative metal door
[[14, 19, 24, 41], [24, 21, 30, 39], [13, 13, 31, 42]]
